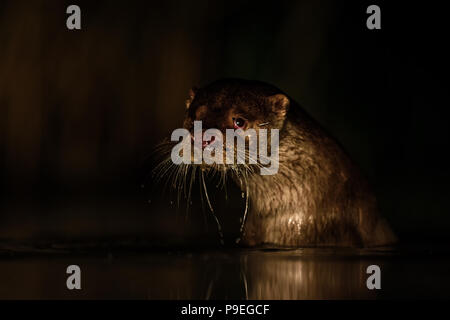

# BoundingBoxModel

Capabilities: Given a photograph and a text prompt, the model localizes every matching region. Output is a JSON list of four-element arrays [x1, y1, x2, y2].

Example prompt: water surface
[[1, 242, 448, 299]]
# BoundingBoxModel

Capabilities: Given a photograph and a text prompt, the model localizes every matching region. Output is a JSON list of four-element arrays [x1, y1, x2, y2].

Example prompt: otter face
[[181, 79, 289, 171]]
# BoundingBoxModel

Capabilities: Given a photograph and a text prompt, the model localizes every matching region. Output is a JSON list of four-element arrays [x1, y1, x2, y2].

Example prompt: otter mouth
[[190, 133, 216, 149]]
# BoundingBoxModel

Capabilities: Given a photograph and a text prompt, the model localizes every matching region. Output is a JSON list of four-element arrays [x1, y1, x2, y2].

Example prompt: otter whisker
[[201, 169, 224, 244], [239, 173, 250, 236], [185, 165, 197, 220]]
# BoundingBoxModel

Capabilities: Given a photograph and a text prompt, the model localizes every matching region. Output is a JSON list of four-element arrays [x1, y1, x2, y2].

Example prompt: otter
[[157, 78, 396, 247]]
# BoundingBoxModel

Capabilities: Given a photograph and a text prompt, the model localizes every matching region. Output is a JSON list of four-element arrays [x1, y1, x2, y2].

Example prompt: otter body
[[241, 104, 395, 247], [180, 78, 396, 247]]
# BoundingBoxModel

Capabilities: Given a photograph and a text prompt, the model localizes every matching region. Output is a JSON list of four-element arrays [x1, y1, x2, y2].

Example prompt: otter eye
[[233, 117, 246, 129]]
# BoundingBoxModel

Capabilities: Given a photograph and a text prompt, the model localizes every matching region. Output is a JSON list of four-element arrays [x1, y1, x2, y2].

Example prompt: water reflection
[[0, 248, 391, 299], [185, 249, 378, 300], [241, 250, 376, 299]]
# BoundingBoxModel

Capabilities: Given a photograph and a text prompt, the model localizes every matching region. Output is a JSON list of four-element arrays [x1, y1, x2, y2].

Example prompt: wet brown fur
[[181, 78, 396, 247]]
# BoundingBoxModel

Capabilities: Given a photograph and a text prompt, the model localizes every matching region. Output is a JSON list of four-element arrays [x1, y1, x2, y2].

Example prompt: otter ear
[[267, 94, 289, 117], [185, 87, 197, 110]]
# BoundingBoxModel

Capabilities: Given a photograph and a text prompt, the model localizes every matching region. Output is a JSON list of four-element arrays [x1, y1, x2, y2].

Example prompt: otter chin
[[157, 78, 397, 248]]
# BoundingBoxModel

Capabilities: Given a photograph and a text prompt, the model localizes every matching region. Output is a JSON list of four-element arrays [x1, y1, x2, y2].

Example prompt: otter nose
[[202, 135, 215, 148], [191, 133, 216, 149]]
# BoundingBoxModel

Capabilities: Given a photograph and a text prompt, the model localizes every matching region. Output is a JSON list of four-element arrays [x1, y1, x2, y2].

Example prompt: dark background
[[0, 0, 448, 245]]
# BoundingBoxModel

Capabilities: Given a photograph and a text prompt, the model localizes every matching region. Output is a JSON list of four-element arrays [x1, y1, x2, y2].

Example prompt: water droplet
[[241, 192, 245, 198]]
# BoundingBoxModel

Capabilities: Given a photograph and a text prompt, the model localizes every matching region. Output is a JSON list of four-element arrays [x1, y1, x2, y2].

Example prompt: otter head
[[181, 79, 289, 174]]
